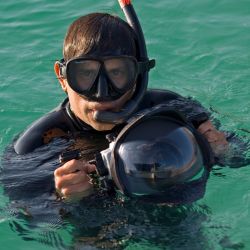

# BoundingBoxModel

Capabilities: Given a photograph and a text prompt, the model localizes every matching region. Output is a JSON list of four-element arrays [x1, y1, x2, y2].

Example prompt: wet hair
[[63, 13, 137, 62]]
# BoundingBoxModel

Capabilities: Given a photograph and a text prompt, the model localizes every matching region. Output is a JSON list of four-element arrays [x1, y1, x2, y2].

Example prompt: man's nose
[[95, 73, 109, 99]]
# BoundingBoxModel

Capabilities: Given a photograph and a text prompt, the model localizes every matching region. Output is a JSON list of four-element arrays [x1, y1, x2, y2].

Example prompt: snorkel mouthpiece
[[93, 99, 138, 124], [94, 0, 154, 124]]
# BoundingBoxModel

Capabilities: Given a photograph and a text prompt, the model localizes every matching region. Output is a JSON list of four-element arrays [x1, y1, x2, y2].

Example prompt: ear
[[54, 61, 68, 93]]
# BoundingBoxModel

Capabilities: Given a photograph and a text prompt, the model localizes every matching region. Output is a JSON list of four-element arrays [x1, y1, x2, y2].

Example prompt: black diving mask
[[58, 56, 155, 101]]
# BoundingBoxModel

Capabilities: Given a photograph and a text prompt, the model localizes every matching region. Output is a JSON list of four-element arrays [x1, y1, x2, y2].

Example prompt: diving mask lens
[[104, 57, 137, 91], [65, 56, 138, 96], [67, 59, 101, 91]]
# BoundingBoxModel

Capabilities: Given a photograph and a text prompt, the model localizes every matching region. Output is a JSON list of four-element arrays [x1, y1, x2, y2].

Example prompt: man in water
[[14, 13, 229, 202]]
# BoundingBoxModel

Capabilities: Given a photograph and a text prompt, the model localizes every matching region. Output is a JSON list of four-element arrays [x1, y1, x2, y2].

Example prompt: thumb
[[83, 163, 96, 174]]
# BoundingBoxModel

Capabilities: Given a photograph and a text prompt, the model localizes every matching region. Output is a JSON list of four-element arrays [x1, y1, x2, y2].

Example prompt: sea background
[[0, 0, 249, 249]]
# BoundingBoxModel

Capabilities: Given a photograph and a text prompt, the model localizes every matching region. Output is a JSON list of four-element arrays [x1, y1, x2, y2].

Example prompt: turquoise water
[[0, 0, 250, 249]]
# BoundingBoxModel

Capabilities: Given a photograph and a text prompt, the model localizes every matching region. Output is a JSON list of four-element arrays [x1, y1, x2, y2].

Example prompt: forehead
[[83, 48, 134, 58]]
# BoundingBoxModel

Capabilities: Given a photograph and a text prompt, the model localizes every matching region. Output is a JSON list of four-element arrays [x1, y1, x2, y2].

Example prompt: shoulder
[[139, 88, 210, 128], [142, 88, 183, 105], [14, 99, 73, 155]]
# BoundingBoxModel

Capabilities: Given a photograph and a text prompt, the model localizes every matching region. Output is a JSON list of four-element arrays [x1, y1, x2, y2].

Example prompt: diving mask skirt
[[95, 105, 214, 200]]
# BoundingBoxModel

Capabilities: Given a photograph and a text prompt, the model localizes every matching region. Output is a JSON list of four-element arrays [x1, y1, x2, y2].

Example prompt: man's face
[[55, 52, 137, 131]]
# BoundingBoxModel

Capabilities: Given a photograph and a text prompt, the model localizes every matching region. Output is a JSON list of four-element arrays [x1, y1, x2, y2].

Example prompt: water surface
[[0, 0, 250, 249]]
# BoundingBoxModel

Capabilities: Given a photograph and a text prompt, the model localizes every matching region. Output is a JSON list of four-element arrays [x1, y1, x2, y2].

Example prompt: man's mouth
[[88, 101, 119, 112]]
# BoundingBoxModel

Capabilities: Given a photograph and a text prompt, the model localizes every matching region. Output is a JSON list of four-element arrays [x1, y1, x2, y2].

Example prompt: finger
[[54, 159, 86, 177], [82, 163, 96, 174], [61, 181, 94, 199], [55, 171, 90, 190], [204, 130, 228, 144], [197, 120, 215, 134], [204, 130, 220, 142]]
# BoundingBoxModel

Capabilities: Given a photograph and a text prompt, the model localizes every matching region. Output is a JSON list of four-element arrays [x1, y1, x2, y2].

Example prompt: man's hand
[[198, 120, 229, 156], [54, 159, 96, 202]]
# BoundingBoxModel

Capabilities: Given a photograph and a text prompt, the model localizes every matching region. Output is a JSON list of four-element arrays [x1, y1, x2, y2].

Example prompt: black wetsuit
[[0, 89, 248, 250], [14, 89, 209, 155], [0, 88, 248, 217]]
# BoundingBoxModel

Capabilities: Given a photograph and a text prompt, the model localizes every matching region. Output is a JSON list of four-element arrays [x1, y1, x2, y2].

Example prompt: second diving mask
[[94, 105, 214, 201], [59, 105, 214, 203]]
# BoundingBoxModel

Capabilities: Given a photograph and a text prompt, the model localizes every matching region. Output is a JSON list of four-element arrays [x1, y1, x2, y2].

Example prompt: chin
[[91, 122, 115, 131]]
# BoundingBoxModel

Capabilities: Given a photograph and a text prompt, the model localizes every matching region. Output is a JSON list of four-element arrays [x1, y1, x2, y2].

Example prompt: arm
[[197, 120, 229, 157], [14, 100, 71, 155], [162, 95, 249, 167], [198, 120, 250, 167]]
